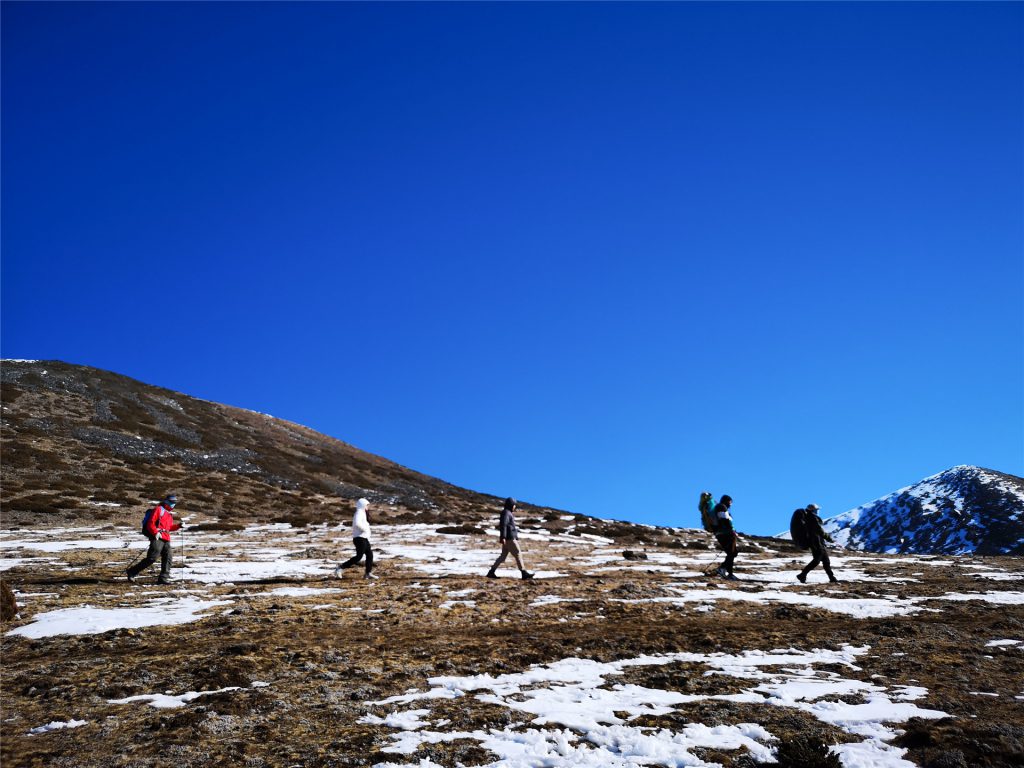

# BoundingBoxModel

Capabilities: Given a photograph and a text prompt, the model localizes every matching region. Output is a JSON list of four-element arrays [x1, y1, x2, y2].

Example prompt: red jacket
[[146, 503, 181, 542]]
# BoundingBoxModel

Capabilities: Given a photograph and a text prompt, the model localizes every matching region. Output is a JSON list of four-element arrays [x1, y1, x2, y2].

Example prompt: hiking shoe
[[797, 572, 807, 584], [364, 572, 379, 580], [521, 571, 535, 580]]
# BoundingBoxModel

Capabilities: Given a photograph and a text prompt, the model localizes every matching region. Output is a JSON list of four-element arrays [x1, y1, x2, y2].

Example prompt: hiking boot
[[796, 572, 808, 584], [486, 570, 498, 579], [521, 571, 535, 580]]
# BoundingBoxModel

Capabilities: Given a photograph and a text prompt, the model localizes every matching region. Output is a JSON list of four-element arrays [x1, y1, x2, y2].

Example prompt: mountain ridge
[[0, 359, 521, 526], [819, 465, 1024, 556]]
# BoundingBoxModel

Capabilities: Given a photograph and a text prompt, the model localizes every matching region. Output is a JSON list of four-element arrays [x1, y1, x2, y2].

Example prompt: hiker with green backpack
[[699, 492, 739, 579], [793, 504, 839, 584], [712, 495, 739, 579]]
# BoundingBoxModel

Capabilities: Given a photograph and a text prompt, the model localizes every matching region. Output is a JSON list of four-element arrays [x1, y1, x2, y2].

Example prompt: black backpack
[[789, 508, 811, 549]]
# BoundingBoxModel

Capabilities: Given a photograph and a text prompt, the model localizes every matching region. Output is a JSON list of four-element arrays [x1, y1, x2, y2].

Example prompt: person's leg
[[723, 549, 736, 574], [488, 542, 510, 576], [716, 534, 735, 574], [508, 540, 525, 570], [507, 540, 533, 578], [798, 553, 820, 582], [340, 538, 366, 569], [158, 540, 173, 582], [361, 538, 374, 575], [128, 537, 160, 579], [820, 549, 838, 582]]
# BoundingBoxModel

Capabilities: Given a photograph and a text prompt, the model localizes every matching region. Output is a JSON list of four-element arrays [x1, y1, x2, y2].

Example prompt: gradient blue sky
[[3, 2, 1022, 534]]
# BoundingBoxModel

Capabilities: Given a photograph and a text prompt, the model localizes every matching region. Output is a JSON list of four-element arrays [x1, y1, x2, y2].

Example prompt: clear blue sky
[[3, 2, 1022, 534]]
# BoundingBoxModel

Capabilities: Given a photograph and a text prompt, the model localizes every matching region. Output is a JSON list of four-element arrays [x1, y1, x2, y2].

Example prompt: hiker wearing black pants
[[714, 495, 738, 580], [335, 498, 377, 579], [486, 497, 534, 580], [798, 504, 838, 583]]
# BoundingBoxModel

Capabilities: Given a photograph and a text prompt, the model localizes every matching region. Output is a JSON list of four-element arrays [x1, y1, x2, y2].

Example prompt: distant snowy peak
[[824, 466, 1024, 556]]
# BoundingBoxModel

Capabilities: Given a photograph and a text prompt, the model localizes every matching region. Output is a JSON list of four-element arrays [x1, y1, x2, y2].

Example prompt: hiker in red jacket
[[127, 494, 182, 585]]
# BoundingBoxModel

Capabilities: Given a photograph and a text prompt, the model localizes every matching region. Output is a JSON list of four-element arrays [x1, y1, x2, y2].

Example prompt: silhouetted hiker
[[335, 498, 377, 579], [714, 495, 739, 580], [486, 497, 534, 580], [797, 504, 838, 583], [127, 494, 182, 585]]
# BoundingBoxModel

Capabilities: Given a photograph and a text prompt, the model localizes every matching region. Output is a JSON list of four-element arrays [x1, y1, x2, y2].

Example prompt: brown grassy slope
[[1, 530, 1022, 768], [0, 360, 522, 526]]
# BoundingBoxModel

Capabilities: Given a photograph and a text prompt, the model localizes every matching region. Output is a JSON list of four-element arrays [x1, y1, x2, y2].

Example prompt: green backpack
[[699, 492, 717, 533]]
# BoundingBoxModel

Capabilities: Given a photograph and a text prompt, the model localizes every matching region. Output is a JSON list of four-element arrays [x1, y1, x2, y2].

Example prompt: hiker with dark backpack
[[127, 494, 182, 585], [796, 504, 839, 584], [714, 495, 739, 580]]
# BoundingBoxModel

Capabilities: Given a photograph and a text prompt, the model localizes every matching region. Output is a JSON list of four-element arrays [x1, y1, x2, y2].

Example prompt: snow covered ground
[[369, 645, 947, 768], [3, 521, 1023, 767], [4, 522, 1024, 636]]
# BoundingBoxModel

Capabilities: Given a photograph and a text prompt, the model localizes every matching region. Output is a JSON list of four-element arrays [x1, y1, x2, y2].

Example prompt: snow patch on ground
[[6, 597, 232, 639], [28, 719, 87, 735], [369, 645, 945, 768], [108, 686, 243, 709]]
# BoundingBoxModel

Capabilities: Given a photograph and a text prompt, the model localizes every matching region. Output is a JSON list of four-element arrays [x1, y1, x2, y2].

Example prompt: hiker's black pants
[[128, 536, 172, 580], [716, 532, 737, 574], [340, 537, 373, 574], [801, 542, 835, 579]]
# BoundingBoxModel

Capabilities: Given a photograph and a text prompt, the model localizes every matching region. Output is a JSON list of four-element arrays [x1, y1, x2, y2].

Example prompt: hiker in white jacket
[[335, 498, 377, 579]]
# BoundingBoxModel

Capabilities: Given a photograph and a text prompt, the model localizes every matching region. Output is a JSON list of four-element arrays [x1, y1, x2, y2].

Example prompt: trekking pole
[[124, 538, 145, 572], [179, 515, 192, 572]]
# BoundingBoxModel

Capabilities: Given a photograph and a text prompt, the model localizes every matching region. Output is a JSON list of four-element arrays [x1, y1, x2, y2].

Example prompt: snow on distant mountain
[[823, 466, 1024, 556]]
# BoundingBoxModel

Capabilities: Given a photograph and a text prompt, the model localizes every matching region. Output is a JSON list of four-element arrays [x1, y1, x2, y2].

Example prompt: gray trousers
[[128, 536, 172, 580], [491, 539, 525, 571]]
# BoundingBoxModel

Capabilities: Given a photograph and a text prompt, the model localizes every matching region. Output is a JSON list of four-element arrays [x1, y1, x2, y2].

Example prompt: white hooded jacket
[[351, 498, 371, 540]]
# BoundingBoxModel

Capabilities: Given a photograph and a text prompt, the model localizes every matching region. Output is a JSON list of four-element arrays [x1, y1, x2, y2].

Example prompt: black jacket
[[713, 502, 734, 535], [806, 510, 829, 549]]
